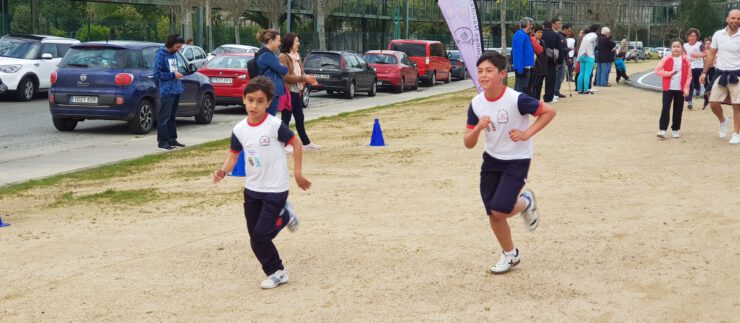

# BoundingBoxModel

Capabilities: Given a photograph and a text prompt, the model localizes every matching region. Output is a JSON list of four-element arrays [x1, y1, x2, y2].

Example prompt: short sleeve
[[230, 133, 243, 153], [517, 93, 543, 116], [466, 103, 478, 129], [711, 32, 719, 49], [277, 123, 295, 146]]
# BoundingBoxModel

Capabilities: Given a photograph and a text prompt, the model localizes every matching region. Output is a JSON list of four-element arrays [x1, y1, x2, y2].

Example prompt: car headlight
[[0, 64, 22, 73]]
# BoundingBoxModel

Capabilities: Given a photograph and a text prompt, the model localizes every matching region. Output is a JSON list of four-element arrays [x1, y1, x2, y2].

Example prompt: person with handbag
[[255, 29, 288, 116], [278, 33, 320, 153]]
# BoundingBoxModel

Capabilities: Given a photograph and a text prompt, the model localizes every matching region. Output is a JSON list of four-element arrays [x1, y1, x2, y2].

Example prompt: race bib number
[[168, 58, 177, 73]]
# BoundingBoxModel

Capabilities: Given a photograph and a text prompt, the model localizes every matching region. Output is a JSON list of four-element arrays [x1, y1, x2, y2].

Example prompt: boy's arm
[[213, 151, 240, 183], [700, 47, 718, 84], [464, 104, 489, 148], [654, 57, 674, 78], [510, 102, 556, 142], [290, 138, 311, 190]]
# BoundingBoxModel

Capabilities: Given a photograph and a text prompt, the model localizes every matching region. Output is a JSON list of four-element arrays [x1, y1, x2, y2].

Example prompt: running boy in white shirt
[[464, 52, 556, 275], [213, 76, 311, 289]]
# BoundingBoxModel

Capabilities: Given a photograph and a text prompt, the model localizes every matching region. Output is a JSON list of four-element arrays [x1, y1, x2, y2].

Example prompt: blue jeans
[[268, 95, 281, 116], [514, 69, 531, 96], [555, 63, 565, 94], [157, 94, 180, 144], [578, 56, 595, 92], [603, 62, 612, 85]]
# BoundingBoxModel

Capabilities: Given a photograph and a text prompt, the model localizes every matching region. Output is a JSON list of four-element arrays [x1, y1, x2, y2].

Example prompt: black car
[[303, 50, 377, 99], [446, 50, 466, 80]]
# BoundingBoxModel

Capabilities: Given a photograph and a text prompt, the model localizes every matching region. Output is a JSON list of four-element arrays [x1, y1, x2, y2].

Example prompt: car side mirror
[[412, 62, 418, 68], [187, 64, 198, 74], [41, 53, 53, 60]]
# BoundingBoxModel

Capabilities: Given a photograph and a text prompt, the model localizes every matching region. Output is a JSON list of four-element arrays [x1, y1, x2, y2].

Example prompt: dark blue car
[[49, 41, 215, 134]]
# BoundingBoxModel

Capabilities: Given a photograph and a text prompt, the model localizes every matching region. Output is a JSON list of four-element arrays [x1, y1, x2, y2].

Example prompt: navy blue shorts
[[480, 153, 531, 214]]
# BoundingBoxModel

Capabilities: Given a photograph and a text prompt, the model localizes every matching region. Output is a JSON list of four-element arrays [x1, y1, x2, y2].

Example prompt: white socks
[[504, 248, 519, 257]]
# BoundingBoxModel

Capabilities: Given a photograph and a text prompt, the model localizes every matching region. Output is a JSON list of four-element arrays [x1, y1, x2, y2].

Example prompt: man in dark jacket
[[153, 34, 185, 151], [595, 27, 616, 86], [553, 19, 571, 98], [541, 21, 561, 103]]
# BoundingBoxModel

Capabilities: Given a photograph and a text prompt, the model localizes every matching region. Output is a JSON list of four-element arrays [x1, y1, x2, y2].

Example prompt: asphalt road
[[0, 79, 475, 186]]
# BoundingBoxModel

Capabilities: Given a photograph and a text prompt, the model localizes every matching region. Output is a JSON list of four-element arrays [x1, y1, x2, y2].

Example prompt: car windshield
[[219, 46, 249, 54], [448, 51, 461, 59], [60, 48, 128, 69], [206, 55, 252, 69], [389, 43, 426, 57], [363, 54, 397, 64], [304, 53, 341, 70], [0, 38, 41, 59]]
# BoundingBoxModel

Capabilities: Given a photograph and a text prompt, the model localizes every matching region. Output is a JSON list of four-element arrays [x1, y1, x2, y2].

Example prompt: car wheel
[[195, 94, 214, 124], [344, 81, 355, 99], [16, 77, 35, 101], [128, 99, 155, 134], [428, 72, 436, 87], [368, 79, 377, 97], [396, 77, 405, 93], [302, 86, 310, 108], [444, 70, 451, 83], [52, 117, 78, 131], [462, 69, 467, 80], [413, 74, 419, 90]]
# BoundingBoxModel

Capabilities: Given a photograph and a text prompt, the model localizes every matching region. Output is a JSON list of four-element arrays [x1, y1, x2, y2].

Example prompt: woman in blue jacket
[[256, 29, 288, 116]]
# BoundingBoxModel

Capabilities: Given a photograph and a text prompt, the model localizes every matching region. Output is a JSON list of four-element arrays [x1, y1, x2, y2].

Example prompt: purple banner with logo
[[438, 0, 483, 92]]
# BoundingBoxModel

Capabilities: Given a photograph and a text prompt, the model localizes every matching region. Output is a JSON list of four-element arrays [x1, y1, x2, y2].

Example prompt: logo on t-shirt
[[497, 109, 510, 124], [259, 136, 271, 146]]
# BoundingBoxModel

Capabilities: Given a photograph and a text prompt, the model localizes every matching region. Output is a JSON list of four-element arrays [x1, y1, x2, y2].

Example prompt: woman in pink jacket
[[654, 39, 692, 139]]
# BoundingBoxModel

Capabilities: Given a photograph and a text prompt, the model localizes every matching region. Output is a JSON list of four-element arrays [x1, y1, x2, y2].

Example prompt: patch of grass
[[53, 188, 162, 206]]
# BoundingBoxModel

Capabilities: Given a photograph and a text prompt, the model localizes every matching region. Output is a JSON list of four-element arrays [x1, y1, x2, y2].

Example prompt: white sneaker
[[260, 269, 288, 289], [657, 130, 667, 139], [590, 88, 599, 92], [285, 145, 294, 154], [672, 130, 680, 138], [490, 250, 520, 275], [719, 118, 729, 138], [282, 201, 300, 233], [303, 143, 321, 151], [520, 189, 539, 232], [730, 133, 740, 145]]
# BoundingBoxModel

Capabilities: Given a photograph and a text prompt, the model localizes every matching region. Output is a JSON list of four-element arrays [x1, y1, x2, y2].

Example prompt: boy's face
[[477, 60, 506, 92], [243, 90, 271, 117], [688, 33, 697, 43]]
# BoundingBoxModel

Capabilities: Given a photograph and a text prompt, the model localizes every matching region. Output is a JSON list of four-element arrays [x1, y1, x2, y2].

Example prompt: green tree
[[77, 24, 111, 41], [10, 4, 32, 34], [679, 0, 723, 39]]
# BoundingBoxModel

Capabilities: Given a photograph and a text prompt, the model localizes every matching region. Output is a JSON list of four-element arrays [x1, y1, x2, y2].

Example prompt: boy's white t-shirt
[[467, 87, 543, 160], [230, 114, 295, 193], [683, 42, 704, 69], [670, 57, 683, 91]]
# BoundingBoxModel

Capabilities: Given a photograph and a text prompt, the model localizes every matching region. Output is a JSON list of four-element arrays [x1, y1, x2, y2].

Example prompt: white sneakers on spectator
[[672, 130, 680, 138], [730, 132, 740, 145], [261, 270, 288, 289], [303, 143, 321, 151], [657, 130, 667, 139], [719, 118, 729, 138]]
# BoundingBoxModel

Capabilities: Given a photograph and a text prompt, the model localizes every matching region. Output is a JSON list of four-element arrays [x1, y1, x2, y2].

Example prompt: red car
[[388, 39, 452, 87], [198, 53, 254, 106], [363, 50, 419, 93]]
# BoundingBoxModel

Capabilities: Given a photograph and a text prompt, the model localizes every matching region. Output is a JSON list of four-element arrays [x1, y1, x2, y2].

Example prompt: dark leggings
[[616, 70, 629, 82], [280, 91, 311, 145], [686, 68, 703, 101], [660, 90, 684, 131]]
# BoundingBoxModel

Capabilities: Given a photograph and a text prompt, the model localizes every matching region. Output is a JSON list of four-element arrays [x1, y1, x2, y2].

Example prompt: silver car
[[180, 45, 209, 68]]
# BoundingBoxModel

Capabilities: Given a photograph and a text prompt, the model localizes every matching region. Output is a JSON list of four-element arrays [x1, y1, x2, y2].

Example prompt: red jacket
[[654, 55, 692, 96]]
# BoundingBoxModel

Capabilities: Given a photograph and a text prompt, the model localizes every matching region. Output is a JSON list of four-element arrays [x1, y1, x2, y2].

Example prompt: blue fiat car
[[49, 41, 215, 134]]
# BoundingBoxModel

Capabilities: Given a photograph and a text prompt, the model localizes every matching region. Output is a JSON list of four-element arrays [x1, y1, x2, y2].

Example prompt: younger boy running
[[213, 76, 311, 289], [464, 52, 556, 275]]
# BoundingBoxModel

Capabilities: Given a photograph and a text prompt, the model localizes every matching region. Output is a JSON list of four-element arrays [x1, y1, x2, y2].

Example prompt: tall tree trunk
[[315, 0, 327, 50], [234, 19, 240, 44], [205, 0, 212, 51], [182, 5, 193, 41], [500, 0, 508, 85]]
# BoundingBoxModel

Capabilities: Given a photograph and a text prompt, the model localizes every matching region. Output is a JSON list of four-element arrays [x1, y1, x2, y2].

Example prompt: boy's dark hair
[[243, 76, 275, 101], [476, 51, 507, 72], [563, 23, 572, 31], [165, 33, 184, 48], [686, 28, 700, 39], [280, 32, 300, 54], [590, 24, 601, 33], [551, 17, 561, 24], [543, 21, 553, 29]]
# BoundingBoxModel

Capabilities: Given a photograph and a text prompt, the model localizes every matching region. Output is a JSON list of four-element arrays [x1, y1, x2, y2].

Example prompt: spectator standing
[[596, 27, 615, 86], [577, 25, 599, 94], [256, 29, 288, 116], [529, 26, 548, 100], [512, 17, 535, 95], [153, 34, 186, 151], [542, 21, 562, 103]]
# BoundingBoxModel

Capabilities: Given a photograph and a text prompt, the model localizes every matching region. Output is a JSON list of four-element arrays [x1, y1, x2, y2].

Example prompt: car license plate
[[377, 81, 383, 86], [210, 77, 233, 84], [70, 96, 98, 104], [313, 74, 330, 79]]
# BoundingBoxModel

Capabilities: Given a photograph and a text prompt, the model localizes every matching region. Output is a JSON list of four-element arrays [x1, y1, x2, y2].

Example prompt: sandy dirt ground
[[1, 61, 738, 322]]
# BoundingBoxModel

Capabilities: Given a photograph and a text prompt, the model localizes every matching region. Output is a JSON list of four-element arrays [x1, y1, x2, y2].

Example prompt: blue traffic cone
[[369, 118, 386, 147], [229, 151, 246, 177], [0, 214, 9, 227]]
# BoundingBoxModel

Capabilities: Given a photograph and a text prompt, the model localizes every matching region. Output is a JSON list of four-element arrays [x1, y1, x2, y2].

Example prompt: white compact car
[[0, 34, 80, 101], [206, 44, 259, 61], [180, 44, 209, 69]]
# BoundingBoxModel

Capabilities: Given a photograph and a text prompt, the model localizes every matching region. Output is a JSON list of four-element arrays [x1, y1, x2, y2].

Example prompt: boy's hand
[[699, 73, 706, 84], [476, 116, 491, 131], [295, 173, 312, 190], [212, 169, 226, 183], [509, 129, 530, 142]]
